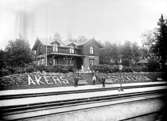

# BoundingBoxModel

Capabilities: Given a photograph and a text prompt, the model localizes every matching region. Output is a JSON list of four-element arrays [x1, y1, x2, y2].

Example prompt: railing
[[50, 47, 82, 55]]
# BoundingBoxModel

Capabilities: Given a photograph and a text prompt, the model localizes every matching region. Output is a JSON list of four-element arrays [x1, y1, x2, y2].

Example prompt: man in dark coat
[[101, 74, 106, 87]]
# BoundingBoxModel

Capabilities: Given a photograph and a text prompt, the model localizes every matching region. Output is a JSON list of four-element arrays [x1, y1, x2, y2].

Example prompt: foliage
[[142, 14, 167, 74], [91, 64, 150, 73], [99, 41, 142, 66], [152, 15, 167, 72], [32, 64, 74, 73], [5, 39, 33, 67], [99, 42, 119, 64], [0, 39, 33, 77], [0, 50, 7, 76], [131, 65, 148, 72], [91, 64, 119, 73]]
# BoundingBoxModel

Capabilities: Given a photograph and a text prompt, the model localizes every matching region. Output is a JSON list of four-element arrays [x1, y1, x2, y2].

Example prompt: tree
[[5, 39, 33, 67], [142, 14, 167, 73], [99, 41, 142, 66], [142, 30, 160, 71], [0, 50, 6, 68], [142, 30, 158, 49], [153, 15, 167, 71], [121, 41, 133, 66], [99, 42, 119, 64], [131, 42, 141, 64], [53, 33, 61, 41]]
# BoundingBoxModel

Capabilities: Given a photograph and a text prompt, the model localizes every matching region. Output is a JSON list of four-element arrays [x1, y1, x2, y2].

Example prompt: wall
[[83, 56, 99, 69], [81, 40, 101, 56]]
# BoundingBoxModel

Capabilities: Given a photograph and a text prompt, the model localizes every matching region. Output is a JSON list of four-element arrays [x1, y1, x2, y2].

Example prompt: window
[[53, 44, 58, 52], [90, 46, 94, 54], [41, 59, 45, 65], [70, 47, 74, 54], [89, 59, 94, 66]]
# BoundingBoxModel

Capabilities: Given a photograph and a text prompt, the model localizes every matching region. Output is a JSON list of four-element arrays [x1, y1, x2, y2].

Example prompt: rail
[[0, 81, 167, 121]]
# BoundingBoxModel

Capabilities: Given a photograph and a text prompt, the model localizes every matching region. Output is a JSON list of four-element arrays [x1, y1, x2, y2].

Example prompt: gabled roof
[[38, 37, 52, 45], [67, 42, 76, 47], [32, 37, 103, 50], [76, 39, 103, 48], [32, 38, 42, 50], [74, 40, 89, 46], [50, 39, 66, 46]]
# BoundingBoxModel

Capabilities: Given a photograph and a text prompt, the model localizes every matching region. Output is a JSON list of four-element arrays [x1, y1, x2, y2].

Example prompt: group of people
[[92, 73, 106, 87], [73, 72, 106, 87], [92, 73, 124, 91], [73, 72, 123, 91]]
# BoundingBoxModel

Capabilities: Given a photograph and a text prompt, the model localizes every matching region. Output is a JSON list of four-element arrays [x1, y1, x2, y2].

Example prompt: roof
[[32, 37, 103, 50], [74, 40, 89, 46]]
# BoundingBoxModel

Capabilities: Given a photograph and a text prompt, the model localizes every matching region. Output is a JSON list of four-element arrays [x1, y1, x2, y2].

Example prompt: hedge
[[0, 64, 75, 77], [90, 64, 150, 73], [90, 64, 119, 73]]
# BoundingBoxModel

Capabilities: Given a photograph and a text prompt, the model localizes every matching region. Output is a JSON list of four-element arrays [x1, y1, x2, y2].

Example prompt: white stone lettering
[[28, 75, 36, 85], [27, 74, 70, 86], [44, 76, 54, 85], [35, 76, 45, 85], [59, 76, 69, 84]]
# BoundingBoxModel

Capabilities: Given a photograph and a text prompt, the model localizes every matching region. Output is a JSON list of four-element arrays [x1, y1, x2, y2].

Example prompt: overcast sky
[[0, 0, 167, 49]]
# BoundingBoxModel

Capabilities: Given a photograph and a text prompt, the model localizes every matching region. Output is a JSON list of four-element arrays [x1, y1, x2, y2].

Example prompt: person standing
[[102, 74, 106, 87], [92, 73, 96, 85], [118, 63, 124, 91], [74, 73, 79, 87]]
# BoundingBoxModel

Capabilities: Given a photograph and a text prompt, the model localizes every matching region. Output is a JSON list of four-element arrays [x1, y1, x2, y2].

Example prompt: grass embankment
[[0, 72, 162, 90]]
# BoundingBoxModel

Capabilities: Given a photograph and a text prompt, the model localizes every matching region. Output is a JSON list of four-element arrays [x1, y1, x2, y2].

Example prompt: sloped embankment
[[0, 72, 162, 90]]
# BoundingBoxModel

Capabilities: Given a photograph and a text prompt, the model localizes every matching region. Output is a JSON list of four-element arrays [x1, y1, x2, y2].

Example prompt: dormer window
[[53, 44, 58, 52], [70, 47, 74, 54], [90, 46, 94, 54]]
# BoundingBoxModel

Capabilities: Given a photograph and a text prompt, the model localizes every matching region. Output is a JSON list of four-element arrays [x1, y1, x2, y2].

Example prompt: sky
[[0, 0, 167, 49]]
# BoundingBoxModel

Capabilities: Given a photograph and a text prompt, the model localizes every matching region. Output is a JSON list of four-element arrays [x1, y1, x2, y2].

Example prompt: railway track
[[1, 81, 167, 121]]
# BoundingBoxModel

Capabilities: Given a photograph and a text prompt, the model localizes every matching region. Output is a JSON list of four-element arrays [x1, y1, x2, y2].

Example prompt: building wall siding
[[33, 39, 101, 68], [81, 41, 100, 56]]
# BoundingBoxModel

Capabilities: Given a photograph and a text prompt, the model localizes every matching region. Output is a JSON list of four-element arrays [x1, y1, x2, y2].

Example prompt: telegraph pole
[[46, 44, 47, 66], [118, 58, 123, 91]]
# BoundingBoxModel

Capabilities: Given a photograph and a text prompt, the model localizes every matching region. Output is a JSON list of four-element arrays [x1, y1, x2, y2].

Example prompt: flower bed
[[0, 72, 162, 90]]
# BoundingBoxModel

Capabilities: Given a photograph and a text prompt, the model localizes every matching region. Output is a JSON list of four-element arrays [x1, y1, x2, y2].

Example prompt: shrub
[[90, 64, 119, 73], [35, 65, 74, 73], [121, 66, 133, 72], [91, 64, 151, 73], [24, 64, 37, 73], [147, 60, 160, 72], [131, 65, 148, 72]]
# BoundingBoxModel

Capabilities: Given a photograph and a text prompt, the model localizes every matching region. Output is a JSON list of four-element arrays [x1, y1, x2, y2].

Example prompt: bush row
[[90, 64, 151, 73], [90, 64, 119, 73], [0, 64, 74, 77], [0, 63, 161, 77]]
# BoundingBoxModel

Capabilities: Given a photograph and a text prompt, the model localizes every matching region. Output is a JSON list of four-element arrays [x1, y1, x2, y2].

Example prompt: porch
[[47, 53, 84, 69]]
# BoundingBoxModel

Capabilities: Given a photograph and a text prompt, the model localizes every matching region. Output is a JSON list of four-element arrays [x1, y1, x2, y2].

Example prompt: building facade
[[32, 38, 102, 70]]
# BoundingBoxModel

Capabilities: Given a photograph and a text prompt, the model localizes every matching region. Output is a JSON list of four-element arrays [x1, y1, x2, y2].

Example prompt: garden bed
[[0, 72, 162, 90]]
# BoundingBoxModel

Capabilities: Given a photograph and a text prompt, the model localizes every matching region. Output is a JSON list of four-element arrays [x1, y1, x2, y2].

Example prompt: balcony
[[47, 46, 83, 56]]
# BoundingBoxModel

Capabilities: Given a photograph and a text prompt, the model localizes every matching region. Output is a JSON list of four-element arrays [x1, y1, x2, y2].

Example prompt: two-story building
[[32, 37, 102, 70]]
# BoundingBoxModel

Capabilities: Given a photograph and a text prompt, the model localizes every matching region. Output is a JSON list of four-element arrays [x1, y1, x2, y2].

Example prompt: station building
[[32, 37, 103, 70]]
